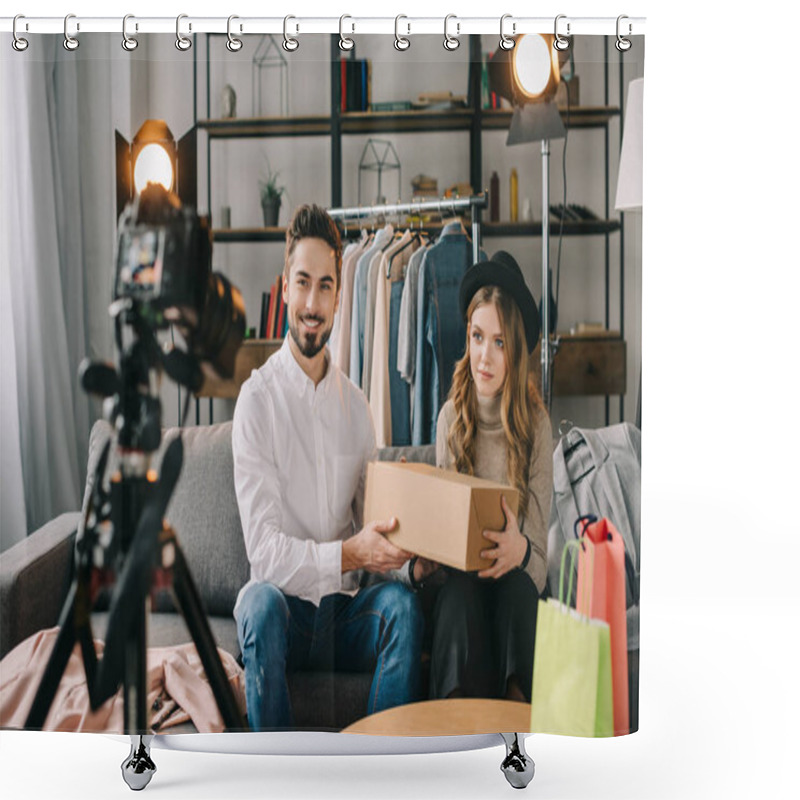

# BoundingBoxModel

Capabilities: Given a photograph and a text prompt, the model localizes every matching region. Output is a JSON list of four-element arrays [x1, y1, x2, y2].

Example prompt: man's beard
[[289, 313, 332, 359]]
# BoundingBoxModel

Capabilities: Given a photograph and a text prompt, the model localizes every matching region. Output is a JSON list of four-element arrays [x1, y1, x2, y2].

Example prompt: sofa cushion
[[83, 420, 249, 617]]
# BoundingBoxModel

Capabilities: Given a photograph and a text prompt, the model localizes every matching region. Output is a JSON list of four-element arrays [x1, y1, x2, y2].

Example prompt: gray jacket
[[547, 422, 641, 650]]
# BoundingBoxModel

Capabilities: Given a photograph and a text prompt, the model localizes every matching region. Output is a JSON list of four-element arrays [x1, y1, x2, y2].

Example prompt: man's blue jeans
[[236, 581, 424, 730]]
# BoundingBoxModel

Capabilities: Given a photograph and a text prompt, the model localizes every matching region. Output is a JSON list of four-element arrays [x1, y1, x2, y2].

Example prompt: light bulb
[[514, 35, 555, 99], [133, 143, 174, 194]]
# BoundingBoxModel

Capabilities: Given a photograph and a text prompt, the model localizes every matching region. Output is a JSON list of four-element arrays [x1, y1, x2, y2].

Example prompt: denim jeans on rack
[[388, 279, 411, 445], [411, 234, 486, 445], [236, 580, 423, 730]]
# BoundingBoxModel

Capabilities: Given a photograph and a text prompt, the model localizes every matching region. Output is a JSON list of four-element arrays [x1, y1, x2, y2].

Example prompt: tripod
[[24, 311, 247, 743]]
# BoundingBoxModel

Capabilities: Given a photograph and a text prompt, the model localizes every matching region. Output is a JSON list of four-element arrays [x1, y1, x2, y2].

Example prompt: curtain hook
[[339, 15, 355, 51], [283, 16, 299, 51], [12, 15, 29, 52], [443, 14, 460, 51], [616, 15, 632, 52], [122, 14, 138, 52], [63, 14, 79, 51], [226, 15, 243, 52], [499, 14, 515, 51], [175, 14, 192, 51], [554, 14, 570, 51], [394, 15, 410, 51]]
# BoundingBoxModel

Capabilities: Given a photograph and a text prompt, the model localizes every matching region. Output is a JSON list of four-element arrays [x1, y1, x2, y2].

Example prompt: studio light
[[116, 119, 197, 223]]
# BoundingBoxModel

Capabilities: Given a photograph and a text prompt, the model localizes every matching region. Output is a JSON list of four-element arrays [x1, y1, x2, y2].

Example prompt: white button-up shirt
[[232, 337, 376, 611]]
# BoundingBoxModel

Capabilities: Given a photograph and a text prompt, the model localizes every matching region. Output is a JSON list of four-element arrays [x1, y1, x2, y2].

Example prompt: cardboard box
[[363, 462, 519, 572]]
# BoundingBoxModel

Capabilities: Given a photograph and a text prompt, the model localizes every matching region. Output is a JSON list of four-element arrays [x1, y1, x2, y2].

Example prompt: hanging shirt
[[361, 248, 387, 397], [349, 225, 393, 386], [328, 240, 360, 363], [397, 243, 428, 384], [369, 230, 414, 447], [233, 337, 376, 610], [333, 234, 368, 373]]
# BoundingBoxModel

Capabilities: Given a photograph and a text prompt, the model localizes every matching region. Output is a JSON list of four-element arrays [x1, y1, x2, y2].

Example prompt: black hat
[[459, 251, 540, 353]]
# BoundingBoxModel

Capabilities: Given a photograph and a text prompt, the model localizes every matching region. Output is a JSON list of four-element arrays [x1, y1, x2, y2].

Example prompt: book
[[266, 284, 277, 340], [259, 291, 268, 339], [276, 291, 286, 338]]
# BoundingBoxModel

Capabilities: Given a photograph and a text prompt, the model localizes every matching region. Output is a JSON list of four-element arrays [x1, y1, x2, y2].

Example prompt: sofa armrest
[[0, 512, 80, 659]]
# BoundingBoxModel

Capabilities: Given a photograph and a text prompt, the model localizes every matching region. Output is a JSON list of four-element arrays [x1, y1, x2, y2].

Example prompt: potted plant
[[259, 163, 285, 227]]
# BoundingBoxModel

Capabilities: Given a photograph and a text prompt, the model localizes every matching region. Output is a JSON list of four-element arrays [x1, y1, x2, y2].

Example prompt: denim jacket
[[411, 225, 486, 445]]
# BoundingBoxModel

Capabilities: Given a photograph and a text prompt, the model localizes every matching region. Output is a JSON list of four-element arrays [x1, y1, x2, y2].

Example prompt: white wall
[[122, 33, 643, 433]]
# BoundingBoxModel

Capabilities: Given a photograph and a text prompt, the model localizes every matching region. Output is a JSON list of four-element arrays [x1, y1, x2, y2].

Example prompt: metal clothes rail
[[327, 193, 488, 265]]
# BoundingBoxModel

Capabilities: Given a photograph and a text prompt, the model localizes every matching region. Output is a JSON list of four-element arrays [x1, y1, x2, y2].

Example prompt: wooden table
[[342, 698, 532, 736]]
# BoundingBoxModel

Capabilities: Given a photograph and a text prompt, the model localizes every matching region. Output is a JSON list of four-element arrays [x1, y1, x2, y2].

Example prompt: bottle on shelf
[[510, 168, 518, 222], [490, 171, 500, 222]]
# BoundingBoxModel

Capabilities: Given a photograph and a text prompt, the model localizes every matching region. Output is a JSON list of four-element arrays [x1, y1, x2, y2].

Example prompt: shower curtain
[[0, 21, 644, 741]]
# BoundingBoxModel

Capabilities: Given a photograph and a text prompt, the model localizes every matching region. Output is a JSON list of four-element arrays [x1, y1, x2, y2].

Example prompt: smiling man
[[231, 204, 423, 731]]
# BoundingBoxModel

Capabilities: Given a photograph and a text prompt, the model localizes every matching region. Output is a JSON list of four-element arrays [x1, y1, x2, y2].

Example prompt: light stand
[[507, 101, 567, 409]]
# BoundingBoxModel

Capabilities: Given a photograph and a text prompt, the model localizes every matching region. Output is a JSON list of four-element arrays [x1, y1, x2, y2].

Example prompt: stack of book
[[259, 273, 287, 340], [340, 58, 372, 112]]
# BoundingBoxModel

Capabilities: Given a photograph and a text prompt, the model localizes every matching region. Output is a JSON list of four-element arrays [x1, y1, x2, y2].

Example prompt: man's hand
[[342, 518, 412, 574]]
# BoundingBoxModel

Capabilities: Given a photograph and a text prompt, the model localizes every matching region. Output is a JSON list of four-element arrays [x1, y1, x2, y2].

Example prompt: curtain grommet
[[175, 14, 192, 51], [499, 14, 515, 51], [339, 15, 355, 51], [226, 15, 243, 52], [122, 14, 138, 52], [63, 14, 79, 51], [394, 15, 410, 51], [12, 14, 29, 52], [616, 15, 632, 52], [554, 14, 571, 51], [283, 16, 299, 52], [443, 14, 460, 51]]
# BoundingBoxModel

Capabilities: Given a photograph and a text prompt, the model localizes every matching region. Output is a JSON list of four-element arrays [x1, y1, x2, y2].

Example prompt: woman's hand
[[478, 495, 528, 579]]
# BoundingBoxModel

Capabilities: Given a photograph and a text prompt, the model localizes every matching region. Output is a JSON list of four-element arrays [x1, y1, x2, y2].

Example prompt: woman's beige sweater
[[436, 392, 553, 593]]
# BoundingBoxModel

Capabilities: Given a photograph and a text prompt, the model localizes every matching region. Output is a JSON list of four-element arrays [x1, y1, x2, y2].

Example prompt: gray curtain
[[0, 36, 127, 550]]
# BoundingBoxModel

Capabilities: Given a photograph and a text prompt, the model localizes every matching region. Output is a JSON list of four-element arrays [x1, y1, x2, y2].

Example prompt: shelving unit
[[195, 34, 626, 411]]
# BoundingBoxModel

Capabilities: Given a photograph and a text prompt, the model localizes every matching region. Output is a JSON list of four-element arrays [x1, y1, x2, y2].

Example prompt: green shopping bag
[[530, 541, 614, 737]]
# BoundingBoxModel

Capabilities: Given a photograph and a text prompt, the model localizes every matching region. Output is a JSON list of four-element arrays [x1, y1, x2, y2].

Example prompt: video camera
[[114, 182, 246, 391]]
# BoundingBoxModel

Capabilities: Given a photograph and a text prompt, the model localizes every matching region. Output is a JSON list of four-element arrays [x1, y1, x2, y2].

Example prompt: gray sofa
[[0, 419, 434, 731]]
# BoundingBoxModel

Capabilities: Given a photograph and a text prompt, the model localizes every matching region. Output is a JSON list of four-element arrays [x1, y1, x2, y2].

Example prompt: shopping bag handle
[[573, 514, 639, 607], [558, 538, 594, 616]]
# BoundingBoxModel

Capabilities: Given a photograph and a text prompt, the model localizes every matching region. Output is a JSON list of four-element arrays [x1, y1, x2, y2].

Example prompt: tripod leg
[[24, 585, 79, 729], [121, 735, 156, 791], [499, 733, 535, 789], [170, 541, 247, 731]]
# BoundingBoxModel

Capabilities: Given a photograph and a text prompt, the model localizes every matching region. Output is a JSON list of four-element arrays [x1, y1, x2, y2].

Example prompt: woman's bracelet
[[408, 556, 422, 590], [520, 535, 532, 570]]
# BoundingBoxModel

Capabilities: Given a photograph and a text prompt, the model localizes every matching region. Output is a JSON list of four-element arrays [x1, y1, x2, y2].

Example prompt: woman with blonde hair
[[412, 251, 553, 702]]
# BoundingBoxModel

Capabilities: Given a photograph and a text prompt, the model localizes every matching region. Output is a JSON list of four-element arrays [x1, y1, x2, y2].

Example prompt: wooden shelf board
[[212, 227, 286, 243], [198, 116, 331, 138], [342, 108, 474, 134], [484, 219, 621, 237], [480, 106, 621, 130], [197, 107, 619, 139]]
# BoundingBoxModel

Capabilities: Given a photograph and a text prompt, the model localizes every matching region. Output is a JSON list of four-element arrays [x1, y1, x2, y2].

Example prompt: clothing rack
[[328, 193, 488, 266]]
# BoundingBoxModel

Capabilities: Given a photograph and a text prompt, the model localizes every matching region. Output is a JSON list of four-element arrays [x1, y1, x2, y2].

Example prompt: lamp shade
[[489, 34, 560, 105], [615, 77, 644, 211]]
